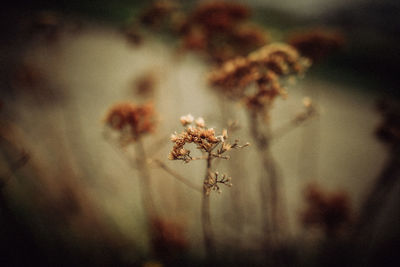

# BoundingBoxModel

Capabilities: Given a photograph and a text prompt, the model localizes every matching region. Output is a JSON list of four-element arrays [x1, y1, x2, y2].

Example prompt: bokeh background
[[1, 0, 399, 266]]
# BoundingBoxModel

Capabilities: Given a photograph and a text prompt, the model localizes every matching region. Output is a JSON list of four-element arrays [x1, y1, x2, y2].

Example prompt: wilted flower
[[288, 28, 345, 62], [209, 43, 310, 114], [105, 102, 156, 143], [180, 114, 194, 126], [179, 1, 267, 64], [204, 172, 232, 195], [301, 184, 351, 236], [169, 115, 248, 164]]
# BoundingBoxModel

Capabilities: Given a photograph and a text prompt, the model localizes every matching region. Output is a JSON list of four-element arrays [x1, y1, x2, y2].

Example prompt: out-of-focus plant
[[287, 28, 345, 63], [209, 43, 315, 250], [301, 183, 351, 238], [104, 102, 192, 260], [178, 1, 268, 64]]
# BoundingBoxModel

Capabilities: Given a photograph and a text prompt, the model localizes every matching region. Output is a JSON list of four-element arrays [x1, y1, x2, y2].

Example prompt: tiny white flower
[[180, 114, 194, 126], [195, 117, 205, 127]]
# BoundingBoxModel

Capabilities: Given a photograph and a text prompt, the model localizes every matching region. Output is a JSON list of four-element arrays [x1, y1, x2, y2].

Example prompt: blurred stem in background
[[248, 110, 284, 249]]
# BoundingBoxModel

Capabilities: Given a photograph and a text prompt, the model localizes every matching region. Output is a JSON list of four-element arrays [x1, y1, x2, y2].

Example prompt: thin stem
[[202, 152, 216, 259], [272, 113, 314, 142], [135, 139, 157, 219], [248, 110, 284, 246], [151, 159, 202, 192]]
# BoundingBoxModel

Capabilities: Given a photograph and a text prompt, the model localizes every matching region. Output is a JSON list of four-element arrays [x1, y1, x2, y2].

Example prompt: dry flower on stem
[[355, 101, 400, 239], [209, 43, 312, 249], [104, 102, 204, 259], [301, 184, 351, 237], [105, 102, 156, 145], [168, 115, 248, 259], [179, 1, 268, 64], [287, 28, 345, 62], [104, 102, 159, 248]]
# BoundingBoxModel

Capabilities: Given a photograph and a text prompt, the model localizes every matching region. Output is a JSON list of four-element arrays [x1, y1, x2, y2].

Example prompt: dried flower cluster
[[180, 1, 268, 64], [288, 28, 345, 62], [105, 102, 156, 143], [209, 43, 310, 114], [204, 171, 232, 195], [169, 114, 248, 163], [301, 184, 351, 236], [169, 114, 248, 197]]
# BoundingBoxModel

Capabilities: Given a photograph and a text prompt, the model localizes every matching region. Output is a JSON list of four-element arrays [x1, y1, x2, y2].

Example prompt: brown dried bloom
[[209, 43, 310, 113], [105, 102, 156, 143], [288, 28, 345, 62], [301, 184, 351, 236], [190, 1, 250, 32], [204, 171, 232, 195], [169, 115, 248, 163], [179, 1, 267, 64]]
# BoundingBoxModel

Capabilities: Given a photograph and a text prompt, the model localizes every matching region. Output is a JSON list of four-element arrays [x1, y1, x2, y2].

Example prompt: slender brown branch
[[272, 108, 317, 142], [135, 139, 157, 219], [151, 159, 202, 192], [248, 110, 284, 246], [202, 152, 216, 259]]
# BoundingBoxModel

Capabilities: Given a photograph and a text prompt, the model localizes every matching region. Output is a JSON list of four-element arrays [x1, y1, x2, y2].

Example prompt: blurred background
[[0, 0, 399, 266]]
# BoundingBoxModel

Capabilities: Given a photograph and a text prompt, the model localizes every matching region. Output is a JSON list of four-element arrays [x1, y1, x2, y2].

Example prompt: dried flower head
[[180, 114, 194, 126], [288, 28, 345, 62], [105, 102, 156, 143], [179, 1, 267, 64], [190, 1, 250, 32], [169, 115, 249, 163], [204, 172, 232, 195], [209, 43, 310, 114], [301, 184, 351, 236]]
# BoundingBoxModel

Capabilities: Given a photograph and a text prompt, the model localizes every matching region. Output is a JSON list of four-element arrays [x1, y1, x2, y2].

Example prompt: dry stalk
[[248, 110, 282, 245], [168, 114, 248, 259], [150, 159, 202, 193]]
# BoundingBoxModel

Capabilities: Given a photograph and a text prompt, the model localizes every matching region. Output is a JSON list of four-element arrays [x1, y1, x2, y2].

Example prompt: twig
[[135, 139, 158, 219], [150, 159, 202, 192], [248, 110, 284, 246], [272, 106, 317, 142], [202, 152, 216, 259]]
